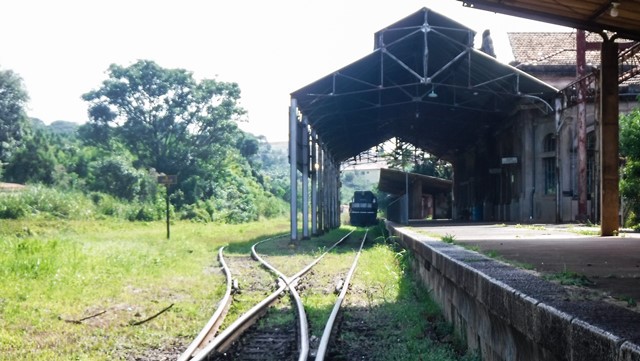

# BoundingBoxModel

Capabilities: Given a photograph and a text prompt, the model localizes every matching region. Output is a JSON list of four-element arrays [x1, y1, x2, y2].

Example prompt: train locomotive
[[348, 191, 378, 226]]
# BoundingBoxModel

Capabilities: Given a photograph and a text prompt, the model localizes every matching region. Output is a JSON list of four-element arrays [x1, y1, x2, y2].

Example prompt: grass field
[[0, 218, 477, 360], [0, 218, 289, 360]]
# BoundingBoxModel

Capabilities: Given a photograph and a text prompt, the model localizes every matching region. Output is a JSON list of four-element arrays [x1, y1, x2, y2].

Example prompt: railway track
[[178, 229, 370, 361]]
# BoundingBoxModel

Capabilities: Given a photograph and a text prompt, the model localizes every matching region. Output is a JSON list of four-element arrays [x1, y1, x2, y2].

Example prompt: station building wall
[[451, 96, 638, 224]]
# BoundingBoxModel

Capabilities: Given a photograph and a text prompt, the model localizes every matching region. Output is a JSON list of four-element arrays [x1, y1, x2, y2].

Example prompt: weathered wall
[[387, 224, 640, 361], [452, 96, 639, 224]]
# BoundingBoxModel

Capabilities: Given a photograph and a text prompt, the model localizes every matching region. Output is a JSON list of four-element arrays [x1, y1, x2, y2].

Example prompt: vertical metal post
[[576, 30, 588, 222], [404, 171, 409, 225], [317, 146, 324, 234], [302, 117, 310, 239], [311, 131, 318, 235], [324, 153, 330, 231], [289, 98, 298, 241], [600, 38, 619, 236], [328, 159, 334, 228], [555, 97, 563, 223], [335, 165, 340, 227]]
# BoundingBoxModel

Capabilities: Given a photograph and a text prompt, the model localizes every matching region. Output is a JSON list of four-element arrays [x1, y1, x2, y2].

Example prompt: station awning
[[460, 0, 640, 41], [291, 7, 558, 164], [378, 168, 452, 196]]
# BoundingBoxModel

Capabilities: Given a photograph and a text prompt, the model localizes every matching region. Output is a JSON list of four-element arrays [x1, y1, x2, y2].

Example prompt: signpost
[[157, 174, 177, 239]]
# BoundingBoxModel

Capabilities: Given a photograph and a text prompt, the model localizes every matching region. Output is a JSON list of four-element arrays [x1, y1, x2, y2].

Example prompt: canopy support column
[[599, 38, 619, 236], [301, 117, 310, 239], [289, 98, 298, 241], [331, 162, 340, 228], [318, 145, 324, 234], [311, 131, 318, 235]]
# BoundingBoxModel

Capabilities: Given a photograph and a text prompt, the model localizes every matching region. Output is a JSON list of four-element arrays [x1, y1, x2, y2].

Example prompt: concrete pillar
[[289, 98, 298, 241], [600, 39, 619, 236]]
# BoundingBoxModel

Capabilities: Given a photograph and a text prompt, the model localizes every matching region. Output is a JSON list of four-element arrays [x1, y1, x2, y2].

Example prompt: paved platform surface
[[404, 221, 640, 301]]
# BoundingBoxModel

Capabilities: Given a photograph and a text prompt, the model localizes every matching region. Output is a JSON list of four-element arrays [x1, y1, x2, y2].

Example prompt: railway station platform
[[386, 221, 640, 361]]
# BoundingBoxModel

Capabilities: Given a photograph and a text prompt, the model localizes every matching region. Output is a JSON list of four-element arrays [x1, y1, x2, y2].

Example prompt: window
[[544, 157, 556, 194], [543, 133, 556, 152], [542, 134, 556, 195]]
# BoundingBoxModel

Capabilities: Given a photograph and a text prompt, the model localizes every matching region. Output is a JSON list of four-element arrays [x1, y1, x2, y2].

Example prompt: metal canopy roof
[[460, 0, 640, 41], [378, 168, 452, 196], [291, 8, 558, 164]]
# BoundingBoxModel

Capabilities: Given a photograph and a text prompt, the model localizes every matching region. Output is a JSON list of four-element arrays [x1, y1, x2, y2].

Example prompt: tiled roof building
[[508, 32, 640, 91]]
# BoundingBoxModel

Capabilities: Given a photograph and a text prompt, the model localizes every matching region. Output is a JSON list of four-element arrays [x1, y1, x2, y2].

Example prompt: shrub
[[179, 203, 212, 223], [0, 193, 28, 219], [0, 185, 94, 219]]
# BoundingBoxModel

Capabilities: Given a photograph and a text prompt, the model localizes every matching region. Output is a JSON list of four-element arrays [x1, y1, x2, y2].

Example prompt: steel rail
[[288, 231, 351, 282], [289, 278, 309, 361], [250, 230, 354, 361], [315, 229, 369, 361], [177, 246, 232, 361], [187, 230, 355, 361], [180, 233, 287, 361], [190, 280, 288, 361]]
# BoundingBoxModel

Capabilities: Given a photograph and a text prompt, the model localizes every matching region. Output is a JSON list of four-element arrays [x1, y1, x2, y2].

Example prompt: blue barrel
[[472, 206, 483, 221]]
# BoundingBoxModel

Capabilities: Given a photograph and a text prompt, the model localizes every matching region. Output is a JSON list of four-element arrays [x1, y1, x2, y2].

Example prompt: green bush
[[127, 201, 166, 222], [180, 202, 212, 222], [0, 193, 28, 219], [91, 192, 131, 218], [0, 185, 94, 219]]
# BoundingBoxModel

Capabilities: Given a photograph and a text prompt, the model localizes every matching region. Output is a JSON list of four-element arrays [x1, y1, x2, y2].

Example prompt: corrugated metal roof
[[378, 168, 452, 196], [291, 8, 558, 164], [460, 0, 640, 41]]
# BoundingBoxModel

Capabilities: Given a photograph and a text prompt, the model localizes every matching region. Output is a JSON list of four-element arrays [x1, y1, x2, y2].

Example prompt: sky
[[0, 0, 571, 142]]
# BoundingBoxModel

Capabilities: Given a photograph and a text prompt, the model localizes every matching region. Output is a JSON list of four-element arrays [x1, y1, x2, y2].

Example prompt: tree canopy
[[0, 62, 289, 223], [0, 68, 29, 166], [82, 60, 246, 176], [384, 138, 452, 179], [620, 106, 640, 227]]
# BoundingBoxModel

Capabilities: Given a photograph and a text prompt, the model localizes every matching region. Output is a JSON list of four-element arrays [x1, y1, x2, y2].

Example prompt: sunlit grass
[[0, 217, 289, 361]]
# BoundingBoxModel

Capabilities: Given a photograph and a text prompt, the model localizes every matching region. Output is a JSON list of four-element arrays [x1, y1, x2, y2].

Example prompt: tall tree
[[0, 68, 29, 168], [620, 106, 640, 227], [4, 130, 56, 185], [383, 138, 452, 179], [81, 60, 245, 176]]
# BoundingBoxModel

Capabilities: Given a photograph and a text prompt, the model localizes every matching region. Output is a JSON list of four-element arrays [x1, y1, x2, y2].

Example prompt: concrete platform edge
[[387, 222, 640, 361]]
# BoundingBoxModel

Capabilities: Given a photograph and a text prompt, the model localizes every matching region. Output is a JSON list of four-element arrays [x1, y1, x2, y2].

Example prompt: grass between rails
[[333, 226, 479, 360], [0, 217, 289, 361]]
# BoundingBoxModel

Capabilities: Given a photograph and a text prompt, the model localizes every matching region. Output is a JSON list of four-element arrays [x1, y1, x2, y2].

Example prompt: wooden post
[[157, 174, 177, 240]]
